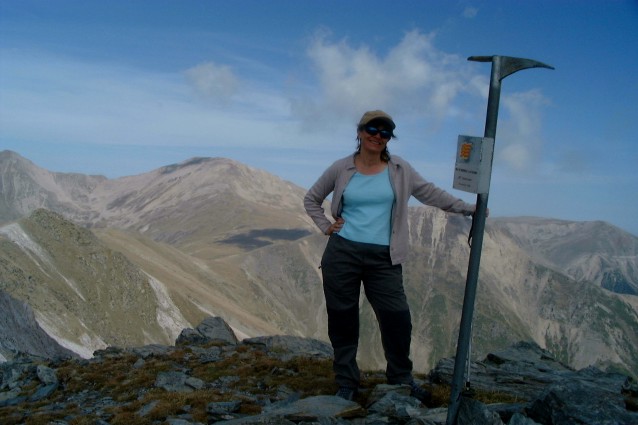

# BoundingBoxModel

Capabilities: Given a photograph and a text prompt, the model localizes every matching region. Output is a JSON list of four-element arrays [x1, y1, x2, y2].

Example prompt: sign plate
[[453, 135, 495, 194]]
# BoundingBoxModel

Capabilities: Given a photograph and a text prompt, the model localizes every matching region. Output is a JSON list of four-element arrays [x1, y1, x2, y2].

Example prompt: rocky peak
[[0, 316, 636, 425], [0, 150, 106, 223]]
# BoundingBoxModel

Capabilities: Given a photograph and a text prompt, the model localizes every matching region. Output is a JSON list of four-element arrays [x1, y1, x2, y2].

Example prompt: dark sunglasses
[[364, 126, 393, 139]]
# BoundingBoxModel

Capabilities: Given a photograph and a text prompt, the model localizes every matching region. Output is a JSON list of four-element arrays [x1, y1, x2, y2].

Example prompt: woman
[[304, 110, 476, 402]]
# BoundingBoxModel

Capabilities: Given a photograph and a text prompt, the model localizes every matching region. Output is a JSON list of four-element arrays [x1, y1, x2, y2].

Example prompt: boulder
[[242, 335, 333, 360], [175, 316, 238, 346], [526, 378, 638, 425]]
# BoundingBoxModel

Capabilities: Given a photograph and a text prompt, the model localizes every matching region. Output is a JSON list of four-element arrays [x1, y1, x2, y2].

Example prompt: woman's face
[[358, 122, 393, 155]]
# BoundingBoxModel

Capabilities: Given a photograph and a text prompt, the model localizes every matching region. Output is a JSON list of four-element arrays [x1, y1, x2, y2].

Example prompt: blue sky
[[1, 1, 637, 235]]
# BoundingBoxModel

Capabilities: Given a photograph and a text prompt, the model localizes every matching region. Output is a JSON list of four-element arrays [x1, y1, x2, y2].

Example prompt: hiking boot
[[409, 381, 432, 405], [335, 386, 356, 401]]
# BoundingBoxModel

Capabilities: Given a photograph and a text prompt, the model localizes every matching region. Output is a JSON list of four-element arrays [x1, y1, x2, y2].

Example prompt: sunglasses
[[364, 126, 393, 139]]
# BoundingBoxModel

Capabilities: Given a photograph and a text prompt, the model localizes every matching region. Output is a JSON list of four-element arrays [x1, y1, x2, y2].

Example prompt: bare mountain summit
[[0, 151, 313, 259], [0, 150, 106, 223]]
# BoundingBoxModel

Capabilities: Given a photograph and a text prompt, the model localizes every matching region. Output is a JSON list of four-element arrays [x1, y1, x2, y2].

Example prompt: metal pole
[[464, 323, 473, 393], [446, 55, 553, 425]]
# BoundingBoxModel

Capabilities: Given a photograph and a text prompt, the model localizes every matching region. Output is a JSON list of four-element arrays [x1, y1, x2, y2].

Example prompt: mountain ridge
[[490, 216, 638, 294], [1, 150, 637, 377]]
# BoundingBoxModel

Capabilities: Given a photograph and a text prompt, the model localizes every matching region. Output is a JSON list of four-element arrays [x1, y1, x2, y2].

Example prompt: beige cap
[[358, 110, 396, 130]]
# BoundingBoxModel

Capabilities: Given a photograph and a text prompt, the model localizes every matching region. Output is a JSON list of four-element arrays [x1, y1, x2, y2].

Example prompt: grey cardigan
[[303, 154, 474, 265]]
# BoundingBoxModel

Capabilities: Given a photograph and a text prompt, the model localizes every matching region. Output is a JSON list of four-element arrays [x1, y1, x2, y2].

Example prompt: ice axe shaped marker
[[446, 55, 554, 425]]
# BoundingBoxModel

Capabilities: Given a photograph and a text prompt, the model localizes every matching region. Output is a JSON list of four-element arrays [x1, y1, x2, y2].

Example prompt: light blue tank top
[[338, 167, 395, 246]]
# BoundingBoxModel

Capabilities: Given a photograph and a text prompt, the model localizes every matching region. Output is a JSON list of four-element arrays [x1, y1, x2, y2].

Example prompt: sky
[[1, 1, 637, 236]]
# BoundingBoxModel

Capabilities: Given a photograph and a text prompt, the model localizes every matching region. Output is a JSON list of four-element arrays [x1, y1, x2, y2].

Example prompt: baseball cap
[[358, 110, 396, 130]]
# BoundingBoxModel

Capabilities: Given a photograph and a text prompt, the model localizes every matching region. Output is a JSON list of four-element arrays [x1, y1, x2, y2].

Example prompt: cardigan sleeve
[[304, 163, 338, 234], [407, 161, 475, 215]]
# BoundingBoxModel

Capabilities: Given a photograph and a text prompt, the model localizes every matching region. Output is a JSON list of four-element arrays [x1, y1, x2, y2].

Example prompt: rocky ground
[[1, 317, 636, 425]]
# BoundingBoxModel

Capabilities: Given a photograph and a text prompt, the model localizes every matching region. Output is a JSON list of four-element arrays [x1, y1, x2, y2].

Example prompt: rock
[[0, 290, 77, 362], [0, 360, 28, 390], [129, 343, 176, 358], [0, 394, 27, 407], [92, 345, 126, 359], [0, 387, 21, 404], [29, 382, 58, 401], [243, 335, 333, 360], [572, 365, 631, 393], [430, 341, 574, 400], [196, 316, 239, 345], [175, 328, 203, 346], [207, 400, 242, 421], [268, 395, 367, 421], [207, 400, 242, 414], [220, 416, 298, 425], [176, 316, 238, 346], [457, 397, 505, 425], [36, 364, 58, 385], [166, 418, 204, 425], [431, 341, 638, 425], [190, 345, 223, 363], [366, 383, 412, 407], [526, 378, 638, 425], [367, 390, 423, 421], [185, 376, 205, 391], [507, 413, 541, 424], [155, 371, 205, 393], [487, 403, 528, 423], [623, 376, 638, 396], [137, 399, 160, 417]]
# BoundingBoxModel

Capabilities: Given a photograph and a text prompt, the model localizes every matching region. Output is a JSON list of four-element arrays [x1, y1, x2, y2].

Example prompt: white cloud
[[184, 62, 239, 100], [1, 34, 553, 177], [0, 50, 292, 149], [496, 90, 551, 172], [298, 30, 473, 127]]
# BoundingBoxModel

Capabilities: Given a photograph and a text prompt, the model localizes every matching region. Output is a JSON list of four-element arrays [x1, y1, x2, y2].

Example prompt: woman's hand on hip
[[326, 217, 345, 235]]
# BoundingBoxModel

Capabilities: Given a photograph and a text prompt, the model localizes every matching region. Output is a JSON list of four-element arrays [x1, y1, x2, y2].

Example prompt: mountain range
[[0, 149, 636, 377]]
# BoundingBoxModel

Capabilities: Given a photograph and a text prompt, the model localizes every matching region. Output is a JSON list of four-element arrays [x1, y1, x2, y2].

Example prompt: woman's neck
[[355, 151, 387, 175]]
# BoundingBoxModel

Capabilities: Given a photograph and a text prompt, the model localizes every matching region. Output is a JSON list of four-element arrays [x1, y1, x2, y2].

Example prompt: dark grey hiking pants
[[321, 234, 414, 388]]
